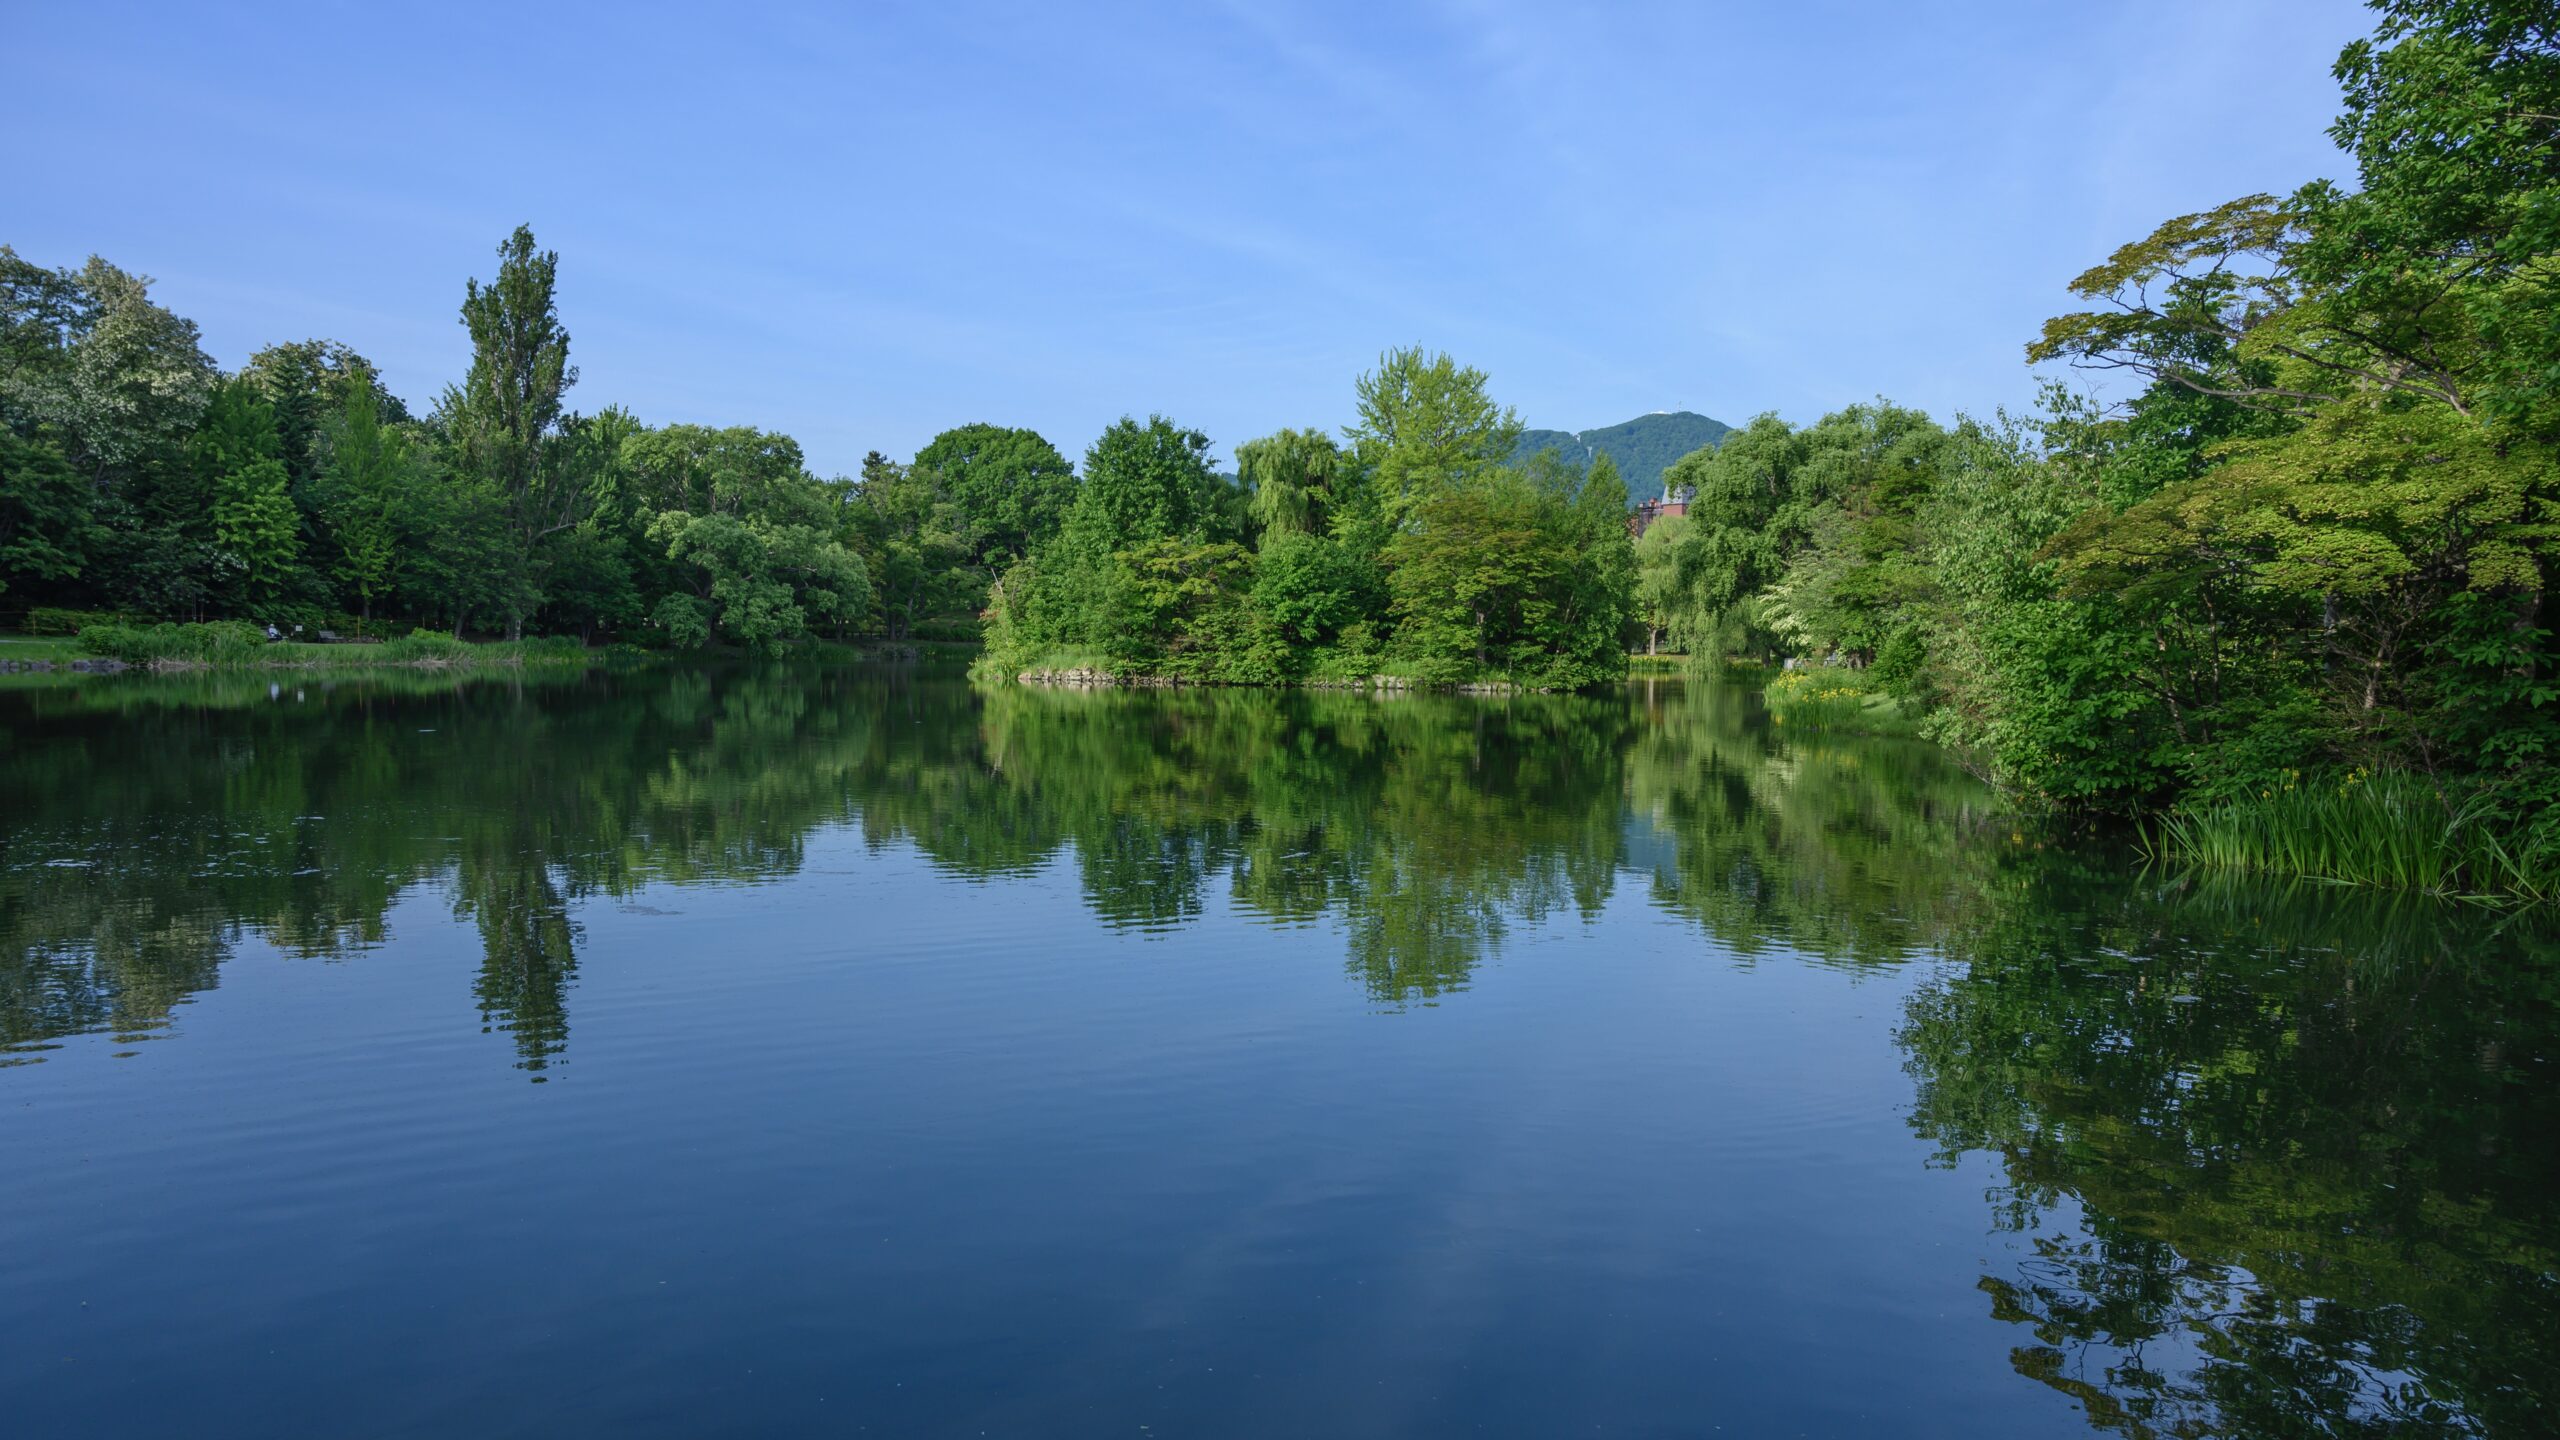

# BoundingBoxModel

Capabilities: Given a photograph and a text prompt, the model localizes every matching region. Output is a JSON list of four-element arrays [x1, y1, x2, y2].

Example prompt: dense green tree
[[0, 249, 216, 491], [1068, 414, 1217, 553], [1250, 531, 1382, 656], [845, 448, 973, 641], [1345, 347, 1522, 528], [193, 379, 302, 617], [983, 416, 1220, 662], [531, 524, 640, 642], [1760, 403, 1949, 670], [1100, 536, 1261, 679], [1950, 0, 2559, 856], [1570, 451, 1636, 641], [1384, 470, 1624, 688], [399, 470, 523, 637], [0, 428, 91, 597], [626, 423, 870, 651], [242, 339, 404, 495], [986, 365, 1628, 690], [315, 369, 410, 630], [910, 422, 1076, 567]]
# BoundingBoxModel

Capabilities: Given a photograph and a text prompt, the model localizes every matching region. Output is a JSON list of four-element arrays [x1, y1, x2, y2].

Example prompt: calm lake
[[3, 665, 2553, 1438]]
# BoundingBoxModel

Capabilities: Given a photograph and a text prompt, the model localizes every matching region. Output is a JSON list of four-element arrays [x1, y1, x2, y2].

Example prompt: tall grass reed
[[2144, 769, 2548, 902]]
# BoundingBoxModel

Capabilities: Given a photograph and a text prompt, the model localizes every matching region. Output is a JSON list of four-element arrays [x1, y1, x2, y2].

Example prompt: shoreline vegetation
[[1, 1, 2552, 899], [68, 620, 596, 672]]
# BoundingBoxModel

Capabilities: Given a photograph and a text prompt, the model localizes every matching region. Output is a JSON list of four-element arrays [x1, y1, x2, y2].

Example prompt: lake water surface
[[4, 666, 2554, 1438]]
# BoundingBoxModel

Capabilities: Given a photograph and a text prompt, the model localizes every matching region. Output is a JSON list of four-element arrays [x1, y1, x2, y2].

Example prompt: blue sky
[[10, 0, 2374, 479]]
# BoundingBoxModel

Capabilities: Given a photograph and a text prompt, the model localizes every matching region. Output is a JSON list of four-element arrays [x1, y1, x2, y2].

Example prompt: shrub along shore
[[62, 619, 596, 671]]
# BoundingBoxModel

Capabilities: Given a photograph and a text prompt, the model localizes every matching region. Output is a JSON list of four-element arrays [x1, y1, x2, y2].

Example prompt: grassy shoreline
[[1759, 666, 1921, 737], [4, 624, 982, 677], [50, 621, 600, 672]]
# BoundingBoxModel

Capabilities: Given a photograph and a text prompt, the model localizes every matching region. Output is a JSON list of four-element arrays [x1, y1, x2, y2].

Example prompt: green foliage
[[22, 606, 131, 635], [1346, 347, 1522, 528], [315, 368, 406, 626], [1251, 531, 1381, 654], [647, 506, 868, 653], [986, 361, 1631, 691], [398, 469, 525, 635], [1552, 2, 2560, 892], [439, 225, 584, 636], [0, 248, 217, 486], [1384, 471, 1626, 690], [1630, 511, 1690, 655], [845, 448, 972, 641], [0, 428, 91, 595], [1237, 427, 1343, 540], [2419, 588, 2560, 867], [909, 423, 1076, 567], [3, 0, 2545, 862], [64, 618, 594, 672], [1102, 537, 1265, 681], [532, 524, 640, 641], [379, 628, 475, 663], [622, 423, 871, 652], [0, 231, 908, 657], [1653, 405, 1952, 667], [241, 338, 402, 494], [77, 620, 269, 664], [1067, 414, 1218, 555], [1668, 416, 1798, 593], [194, 378, 303, 614]]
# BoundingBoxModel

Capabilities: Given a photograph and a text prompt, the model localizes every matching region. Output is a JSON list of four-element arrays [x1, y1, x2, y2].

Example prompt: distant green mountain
[[1509, 411, 1731, 499]]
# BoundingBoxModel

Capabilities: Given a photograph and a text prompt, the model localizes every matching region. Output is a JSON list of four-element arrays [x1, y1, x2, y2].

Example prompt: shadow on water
[[3, 664, 2554, 1432]]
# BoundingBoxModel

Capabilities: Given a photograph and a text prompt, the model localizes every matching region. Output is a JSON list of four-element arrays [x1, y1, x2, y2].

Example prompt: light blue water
[[3, 667, 2551, 1437]]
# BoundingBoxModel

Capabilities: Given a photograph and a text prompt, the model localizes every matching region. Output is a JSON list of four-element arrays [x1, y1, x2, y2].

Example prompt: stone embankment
[[1020, 668, 1542, 695], [1018, 668, 1176, 688]]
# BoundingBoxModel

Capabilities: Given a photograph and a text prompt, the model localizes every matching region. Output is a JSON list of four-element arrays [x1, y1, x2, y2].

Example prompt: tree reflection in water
[[2, 665, 2551, 1432], [1900, 874, 2560, 1438]]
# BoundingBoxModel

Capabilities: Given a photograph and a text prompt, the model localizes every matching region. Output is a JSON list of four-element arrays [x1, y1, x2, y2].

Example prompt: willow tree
[[1236, 427, 1343, 540]]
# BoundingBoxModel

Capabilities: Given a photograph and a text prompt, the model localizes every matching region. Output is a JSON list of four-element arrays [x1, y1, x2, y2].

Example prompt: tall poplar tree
[[445, 225, 579, 638]]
